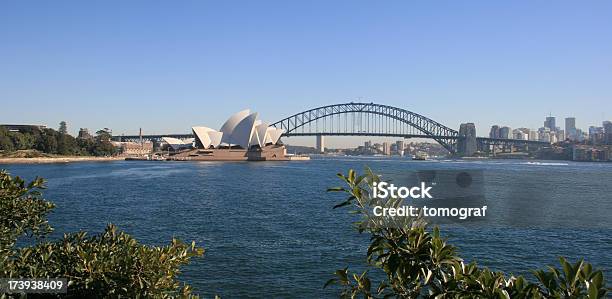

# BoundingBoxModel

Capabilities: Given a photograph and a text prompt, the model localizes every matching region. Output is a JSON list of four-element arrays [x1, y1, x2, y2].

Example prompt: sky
[[1, 1, 611, 147]]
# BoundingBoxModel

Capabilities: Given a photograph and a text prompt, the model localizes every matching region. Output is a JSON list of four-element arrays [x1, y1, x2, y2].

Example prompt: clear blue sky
[[1, 1, 611, 147]]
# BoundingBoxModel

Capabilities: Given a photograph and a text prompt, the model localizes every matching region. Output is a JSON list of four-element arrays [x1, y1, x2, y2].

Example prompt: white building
[[161, 137, 195, 151], [191, 109, 284, 150]]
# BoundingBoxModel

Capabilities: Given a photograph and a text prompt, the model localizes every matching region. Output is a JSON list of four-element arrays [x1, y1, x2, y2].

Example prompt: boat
[[413, 152, 428, 161]]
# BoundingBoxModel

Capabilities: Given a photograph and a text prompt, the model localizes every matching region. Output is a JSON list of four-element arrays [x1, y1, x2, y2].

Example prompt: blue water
[[2, 157, 611, 298]]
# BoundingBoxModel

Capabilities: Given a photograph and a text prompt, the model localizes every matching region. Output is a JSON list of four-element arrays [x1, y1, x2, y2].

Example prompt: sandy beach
[[0, 156, 124, 164]]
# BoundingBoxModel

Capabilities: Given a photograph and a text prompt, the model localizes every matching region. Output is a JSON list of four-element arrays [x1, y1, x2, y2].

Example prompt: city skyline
[[1, 1, 611, 147]]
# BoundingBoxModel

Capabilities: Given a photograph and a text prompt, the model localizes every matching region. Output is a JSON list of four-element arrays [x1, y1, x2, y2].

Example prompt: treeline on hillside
[[0, 122, 117, 156]]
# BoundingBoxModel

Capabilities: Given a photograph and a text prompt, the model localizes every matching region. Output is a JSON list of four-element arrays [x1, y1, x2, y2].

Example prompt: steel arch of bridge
[[271, 102, 459, 153]]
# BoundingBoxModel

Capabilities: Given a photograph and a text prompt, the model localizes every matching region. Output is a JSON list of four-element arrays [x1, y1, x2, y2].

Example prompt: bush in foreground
[[326, 169, 609, 299], [0, 170, 204, 298]]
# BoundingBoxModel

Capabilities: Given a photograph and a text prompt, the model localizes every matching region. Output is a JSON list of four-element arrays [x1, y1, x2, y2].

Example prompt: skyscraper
[[499, 126, 511, 139], [489, 125, 500, 139], [382, 142, 391, 155], [565, 117, 576, 140], [396, 140, 405, 156], [544, 116, 556, 130], [528, 130, 537, 141], [603, 121, 612, 145]]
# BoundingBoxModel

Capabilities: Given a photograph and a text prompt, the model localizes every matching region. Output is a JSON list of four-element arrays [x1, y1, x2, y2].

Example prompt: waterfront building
[[544, 116, 556, 130], [604, 121, 612, 145], [550, 134, 558, 144], [572, 145, 611, 162], [538, 127, 551, 143], [169, 109, 291, 161], [189, 109, 284, 150], [575, 129, 586, 142], [382, 142, 391, 155], [529, 130, 537, 141], [565, 117, 576, 140], [78, 128, 93, 139], [512, 129, 528, 140], [396, 140, 405, 156], [0, 124, 47, 132], [557, 130, 565, 142], [161, 137, 194, 151], [489, 125, 500, 139], [499, 126, 511, 139], [589, 126, 605, 145], [112, 141, 154, 156]]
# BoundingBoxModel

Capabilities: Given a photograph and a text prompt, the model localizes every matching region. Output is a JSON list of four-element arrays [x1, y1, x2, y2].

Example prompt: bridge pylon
[[316, 135, 325, 153]]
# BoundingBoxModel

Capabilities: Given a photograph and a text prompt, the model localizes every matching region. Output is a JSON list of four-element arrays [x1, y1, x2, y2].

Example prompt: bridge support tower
[[457, 123, 477, 157], [316, 135, 325, 153]]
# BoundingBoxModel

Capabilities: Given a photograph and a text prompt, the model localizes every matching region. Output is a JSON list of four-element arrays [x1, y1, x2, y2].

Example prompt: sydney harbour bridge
[[113, 102, 548, 156]]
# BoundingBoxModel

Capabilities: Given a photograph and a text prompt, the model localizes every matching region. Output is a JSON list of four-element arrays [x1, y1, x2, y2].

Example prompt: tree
[[9, 132, 35, 150], [0, 135, 14, 152], [0, 170, 205, 297], [96, 128, 112, 142], [0, 127, 15, 152], [42, 134, 58, 154], [59, 121, 68, 134], [326, 169, 608, 298], [91, 139, 117, 156]]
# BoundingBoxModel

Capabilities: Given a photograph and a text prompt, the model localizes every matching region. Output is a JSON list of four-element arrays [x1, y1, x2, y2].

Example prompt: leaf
[[324, 278, 337, 289]]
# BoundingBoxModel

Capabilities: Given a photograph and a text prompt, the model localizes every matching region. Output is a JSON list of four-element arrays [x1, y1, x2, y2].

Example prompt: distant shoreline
[[0, 156, 124, 164]]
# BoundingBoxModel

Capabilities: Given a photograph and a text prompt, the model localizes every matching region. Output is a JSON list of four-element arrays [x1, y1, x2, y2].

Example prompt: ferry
[[413, 152, 428, 161]]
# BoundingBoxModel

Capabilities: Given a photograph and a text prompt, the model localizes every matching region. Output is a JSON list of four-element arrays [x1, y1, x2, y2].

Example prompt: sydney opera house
[[166, 109, 291, 161]]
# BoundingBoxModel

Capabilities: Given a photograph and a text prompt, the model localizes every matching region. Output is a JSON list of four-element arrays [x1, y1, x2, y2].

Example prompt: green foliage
[[95, 128, 112, 142], [58, 121, 67, 135], [0, 170, 204, 298], [326, 168, 609, 299], [0, 126, 115, 156]]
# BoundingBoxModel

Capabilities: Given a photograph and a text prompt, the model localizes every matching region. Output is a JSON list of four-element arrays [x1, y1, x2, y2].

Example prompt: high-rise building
[[544, 116, 556, 130], [565, 117, 576, 140], [382, 142, 391, 155], [512, 129, 527, 140], [538, 127, 551, 143], [589, 126, 605, 145], [557, 130, 565, 142], [528, 130, 537, 141], [499, 126, 511, 139], [364, 140, 372, 149], [396, 140, 405, 156], [489, 125, 500, 139], [603, 121, 612, 145], [575, 129, 586, 142]]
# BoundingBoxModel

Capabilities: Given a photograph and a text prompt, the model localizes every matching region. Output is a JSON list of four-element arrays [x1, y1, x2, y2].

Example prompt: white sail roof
[[266, 127, 284, 145], [220, 109, 250, 145], [191, 109, 283, 149], [162, 137, 193, 151], [192, 126, 221, 149], [230, 112, 258, 149], [249, 122, 270, 147], [207, 131, 223, 148]]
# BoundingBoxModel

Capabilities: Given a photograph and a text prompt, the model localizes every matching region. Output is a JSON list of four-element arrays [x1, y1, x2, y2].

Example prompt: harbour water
[[2, 157, 611, 298]]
